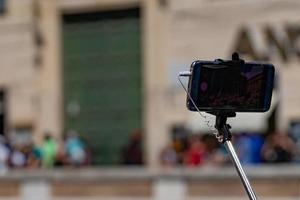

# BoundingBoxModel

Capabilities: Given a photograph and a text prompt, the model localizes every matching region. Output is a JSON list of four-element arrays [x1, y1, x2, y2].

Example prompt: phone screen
[[188, 62, 274, 112]]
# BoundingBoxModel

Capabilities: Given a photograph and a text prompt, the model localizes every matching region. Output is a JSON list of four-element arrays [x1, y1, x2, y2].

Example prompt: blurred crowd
[[0, 131, 90, 172], [0, 125, 298, 170], [160, 126, 299, 167]]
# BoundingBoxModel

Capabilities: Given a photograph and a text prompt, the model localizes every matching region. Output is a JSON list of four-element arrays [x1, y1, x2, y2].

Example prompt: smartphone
[[186, 60, 275, 112]]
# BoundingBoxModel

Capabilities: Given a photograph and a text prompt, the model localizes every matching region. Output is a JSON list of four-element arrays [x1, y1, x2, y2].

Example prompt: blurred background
[[0, 0, 300, 199]]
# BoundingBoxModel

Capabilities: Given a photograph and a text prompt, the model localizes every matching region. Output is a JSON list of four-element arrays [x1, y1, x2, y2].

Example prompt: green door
[[62, 8, 142, 165]]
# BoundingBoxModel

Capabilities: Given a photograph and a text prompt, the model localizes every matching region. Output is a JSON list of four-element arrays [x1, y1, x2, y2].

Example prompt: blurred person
[[54, 149, 66, 167], [0, 135, 10, 172], [172, 136, 188, 164], [54, 137, 68, 167], [234, 133, 264, 165], [9, 145, 26, 168], [41, 133, 58, 168], [210, 146, 229, 166], [171, 125, 189, 164], [184, 135, 205, 167], [65, 130, 86, 166], [26, 145, 42, 169], [7, 135, 29, 169], [235, 134, 252, 164], [201, 134, 227, 166], [160, 143, 177, 167], [261, 131, 296, 163], [121, 129, 143, 165], [249, 134, 264, 164], [81, 138, 92, 166], [202, 134, 218, 155]]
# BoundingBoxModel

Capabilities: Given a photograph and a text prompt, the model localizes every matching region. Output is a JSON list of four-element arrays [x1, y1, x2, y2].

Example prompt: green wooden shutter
[[62, 8, 142, 165]]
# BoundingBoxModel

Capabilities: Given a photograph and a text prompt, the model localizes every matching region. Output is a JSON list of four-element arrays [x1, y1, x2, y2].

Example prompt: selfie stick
[[179, 53, 258, 200]]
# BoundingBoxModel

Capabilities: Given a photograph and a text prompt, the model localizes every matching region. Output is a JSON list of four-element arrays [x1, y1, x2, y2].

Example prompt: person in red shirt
[[184, 136, 206, 167]]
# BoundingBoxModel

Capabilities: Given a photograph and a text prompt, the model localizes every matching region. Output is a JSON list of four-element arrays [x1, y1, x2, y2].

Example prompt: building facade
[[0, 0, 300, 167]]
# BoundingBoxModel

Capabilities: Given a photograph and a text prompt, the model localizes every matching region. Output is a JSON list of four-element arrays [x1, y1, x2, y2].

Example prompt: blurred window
[[0, 0, 5, 14]]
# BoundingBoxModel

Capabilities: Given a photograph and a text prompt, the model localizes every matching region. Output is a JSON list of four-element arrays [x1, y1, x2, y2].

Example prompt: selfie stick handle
[[214, 114, 257, 200]]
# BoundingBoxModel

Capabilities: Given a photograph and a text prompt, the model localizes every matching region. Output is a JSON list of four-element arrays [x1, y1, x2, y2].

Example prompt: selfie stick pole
[[214, 113, 257, 200], [224, 141, 257, 199]]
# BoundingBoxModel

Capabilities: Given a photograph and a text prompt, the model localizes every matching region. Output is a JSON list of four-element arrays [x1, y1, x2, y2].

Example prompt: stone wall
[[0, 166, 299, 200]]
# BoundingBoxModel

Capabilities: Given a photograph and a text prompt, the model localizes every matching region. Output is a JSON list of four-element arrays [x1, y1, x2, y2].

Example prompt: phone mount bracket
[[208, 111, 235, 143], [214, 52, 245, 69], [206, 53, 258, 200]]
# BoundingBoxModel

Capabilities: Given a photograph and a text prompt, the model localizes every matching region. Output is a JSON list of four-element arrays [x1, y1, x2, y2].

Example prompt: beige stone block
[[52, 181, 152, 197]]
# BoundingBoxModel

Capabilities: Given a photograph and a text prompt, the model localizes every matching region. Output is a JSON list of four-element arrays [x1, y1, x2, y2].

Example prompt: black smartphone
[[186, 60, 275, 112]]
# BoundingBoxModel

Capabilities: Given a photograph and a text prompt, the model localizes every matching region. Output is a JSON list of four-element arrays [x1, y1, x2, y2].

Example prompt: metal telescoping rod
[[224, 141, 258, 200]]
